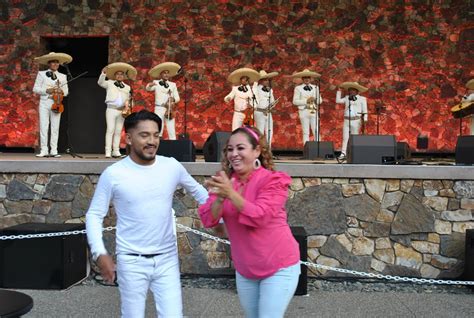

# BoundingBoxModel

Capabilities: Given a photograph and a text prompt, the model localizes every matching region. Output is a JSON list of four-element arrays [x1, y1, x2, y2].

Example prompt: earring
[[254, 158, 261, 170], [228, 162, 233, 170]]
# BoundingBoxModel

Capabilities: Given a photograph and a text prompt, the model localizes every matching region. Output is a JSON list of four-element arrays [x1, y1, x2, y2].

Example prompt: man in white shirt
[[86, 110, 208, 317], [98, 62, 136, 158], [146, 62, 181, 140], [254, 70, 279, 147], [33, 52, 71, 158], [335, 82, 369, 157], [292, 69, 323, 145], [224, 68, 260, 131]]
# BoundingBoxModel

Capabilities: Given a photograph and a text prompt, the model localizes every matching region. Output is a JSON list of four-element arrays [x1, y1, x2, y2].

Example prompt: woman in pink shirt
[[198, 126, 300, 318]]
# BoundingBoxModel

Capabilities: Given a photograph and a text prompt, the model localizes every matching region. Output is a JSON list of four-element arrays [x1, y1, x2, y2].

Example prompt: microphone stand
[[62, 64, 83, 158], [267, 79, 272, 148], [249, 83, 257, 126], [316, 78, 321, 158], [374, 102, 386, 135]]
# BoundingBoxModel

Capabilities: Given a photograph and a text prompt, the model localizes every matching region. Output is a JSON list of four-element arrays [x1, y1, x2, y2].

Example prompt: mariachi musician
[[335, 81, 368, 158], [292, 69, 323, 146], [462, 79, 474, 135], [146, 62, 181, 140], [98, 62, 136, 158], [253, 70, 279, 148], [224, 67, 260, 131], [33, 52, 72, 158]]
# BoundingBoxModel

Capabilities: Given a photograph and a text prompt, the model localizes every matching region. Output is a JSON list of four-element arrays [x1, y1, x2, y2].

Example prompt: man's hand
[[97, 254, 116, 284], [102, 66, 108, 74]]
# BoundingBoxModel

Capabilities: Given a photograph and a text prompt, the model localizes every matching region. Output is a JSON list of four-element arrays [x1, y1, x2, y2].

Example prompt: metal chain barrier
[[1, 223, 474, 286]]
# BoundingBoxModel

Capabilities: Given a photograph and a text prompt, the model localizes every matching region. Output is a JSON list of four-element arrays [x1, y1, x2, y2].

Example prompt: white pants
[[105, 108, 124, 155], [116, 251, 183, 318], [155, 106, 176, 140], [38, 102, 61, 155], [298, 109, 318, 145], [341, 118, 362, 154], [255, 111, 273, 147], [232, 111, 245, 131]]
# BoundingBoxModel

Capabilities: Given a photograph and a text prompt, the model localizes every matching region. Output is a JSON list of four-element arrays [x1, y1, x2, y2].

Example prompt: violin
[[243, 97, 254, 126], [51, 80, 64, 113]]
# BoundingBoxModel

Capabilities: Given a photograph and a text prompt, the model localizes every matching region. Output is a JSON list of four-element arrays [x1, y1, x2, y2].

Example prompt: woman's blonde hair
[[221, 126, 274, 176]]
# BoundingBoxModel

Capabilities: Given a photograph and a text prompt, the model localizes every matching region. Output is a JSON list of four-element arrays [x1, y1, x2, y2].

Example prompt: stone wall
[[1, 172, 473, 278], [0, 1, 472, 150]]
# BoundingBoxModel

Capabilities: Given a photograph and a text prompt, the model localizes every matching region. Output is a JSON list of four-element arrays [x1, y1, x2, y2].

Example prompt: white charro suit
[[292, 83, 322, 145], [254, 83, 275, 147], [335, 91, 368, 155], [146, 80, 180, 140], [225, 85, 253, 131], [98, 73, 130, 156], [462, 93, 474, 135], [33, 70, 69, 155]]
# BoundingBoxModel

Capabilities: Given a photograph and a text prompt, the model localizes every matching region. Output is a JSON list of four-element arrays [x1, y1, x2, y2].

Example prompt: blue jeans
[[236, 262, 301, 318]]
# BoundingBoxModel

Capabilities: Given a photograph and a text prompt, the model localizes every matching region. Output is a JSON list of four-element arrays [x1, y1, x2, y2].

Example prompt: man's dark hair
[[124, 110, 162, 132]]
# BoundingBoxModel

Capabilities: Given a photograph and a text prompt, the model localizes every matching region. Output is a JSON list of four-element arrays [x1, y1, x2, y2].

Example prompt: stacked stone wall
[[1, 173, 473, 278]]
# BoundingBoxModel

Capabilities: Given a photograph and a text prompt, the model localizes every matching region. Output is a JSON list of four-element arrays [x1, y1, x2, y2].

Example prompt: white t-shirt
[[86, 155, 208, 256]]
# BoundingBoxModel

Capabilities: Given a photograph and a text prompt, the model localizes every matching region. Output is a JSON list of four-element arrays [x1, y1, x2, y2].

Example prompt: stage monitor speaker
[[464, 229, 474, 282], [203, 131, 231, 162], [455, 136, 474, 165], [0, 223, 87, 290], [347, 135, 396, 164], [157, 139, 196, 162], [397, 142, 411, 160], [291, 226, 307, 296], [303, 141, 335, 160]]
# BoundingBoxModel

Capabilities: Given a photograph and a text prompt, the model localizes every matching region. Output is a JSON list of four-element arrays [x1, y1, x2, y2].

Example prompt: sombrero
[[106, 62, 137, 80], [259, 70, 279, 80], [339, 81, 368, 93], [227, 68, 260, 85], [291, 69, 321, 78], [34, 52, 72, 65], [466, 79, 474, 90], [148, 62, 181, 78]]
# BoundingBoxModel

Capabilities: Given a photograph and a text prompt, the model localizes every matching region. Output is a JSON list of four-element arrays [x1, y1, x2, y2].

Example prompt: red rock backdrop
[[0, 1, 472, 151]]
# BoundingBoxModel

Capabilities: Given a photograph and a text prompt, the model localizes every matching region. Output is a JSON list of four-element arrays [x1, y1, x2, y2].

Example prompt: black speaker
[[455, 136, 474, 165], [0, 223, 87, 290], [347, 135, 396, 164], [417, 135, 428, 149], [303, 141, 335, 159], [203, 131, 231, 162], [464, 229, 474, 282], [290, 226, 307, 296], [157, 139, 196, 162], [397, 142, 411, 160]]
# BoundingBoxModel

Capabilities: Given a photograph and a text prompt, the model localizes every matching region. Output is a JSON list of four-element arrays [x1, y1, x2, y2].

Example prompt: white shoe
[[50, 153, 61, 158], [105, 153, 111, 158], [112, 152, 123, 158], [36, 152, 48, 158]]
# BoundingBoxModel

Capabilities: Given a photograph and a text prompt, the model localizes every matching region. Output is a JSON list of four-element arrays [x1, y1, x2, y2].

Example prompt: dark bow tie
[[46, 71, 57, 80], [238, 85, 248, 92], [114, 81, 125, 88], [303, 85, 312, 91], [261, 86, 270, 92], [159, 80, 169, 88]]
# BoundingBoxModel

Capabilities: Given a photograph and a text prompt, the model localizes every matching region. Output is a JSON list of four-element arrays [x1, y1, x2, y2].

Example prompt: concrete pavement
[[11, 284, 474, 317]]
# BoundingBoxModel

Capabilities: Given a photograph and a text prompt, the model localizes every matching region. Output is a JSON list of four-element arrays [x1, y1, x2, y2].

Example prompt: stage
[[0, 152, 472, 180]]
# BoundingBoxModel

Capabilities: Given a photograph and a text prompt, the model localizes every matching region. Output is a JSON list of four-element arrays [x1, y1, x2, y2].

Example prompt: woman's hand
[[206, 171, 234, 199]]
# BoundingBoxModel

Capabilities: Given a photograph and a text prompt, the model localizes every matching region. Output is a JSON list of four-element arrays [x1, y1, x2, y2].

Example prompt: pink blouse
[[198, 167, 300, 279]]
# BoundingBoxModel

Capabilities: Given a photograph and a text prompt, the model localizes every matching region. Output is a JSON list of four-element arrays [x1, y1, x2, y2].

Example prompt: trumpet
[[306, 97, 317, 114]]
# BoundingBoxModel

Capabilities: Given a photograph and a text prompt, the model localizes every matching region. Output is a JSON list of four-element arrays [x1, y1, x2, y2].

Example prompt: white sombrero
[[466, 79, 474, 90], [339, 81, 368, 93], [106, 62, 137, 80], [291, 69, 321, 78], [34, 52, 73, 65], [259, 70, 279, 80], [227, 68, 260, 85], [148, 62, 181, 78]]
